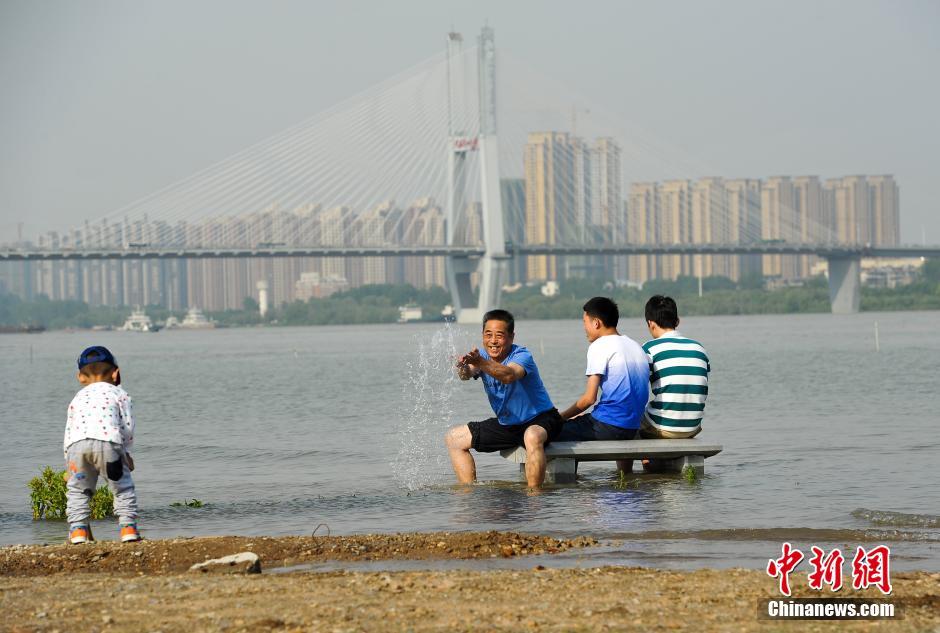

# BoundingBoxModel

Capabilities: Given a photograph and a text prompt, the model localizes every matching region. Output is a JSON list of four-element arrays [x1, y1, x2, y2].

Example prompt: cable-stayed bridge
[[3, 27, 936, 319]]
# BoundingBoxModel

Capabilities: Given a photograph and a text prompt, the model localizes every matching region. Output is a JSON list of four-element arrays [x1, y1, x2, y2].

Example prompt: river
[[1, 310, 937, 570]]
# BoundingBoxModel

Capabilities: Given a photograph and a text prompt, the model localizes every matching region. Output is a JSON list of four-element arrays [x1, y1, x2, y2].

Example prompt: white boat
[[180, 307, 216, 329], [120, 307, 157, 332], [398, 304, 423, 323]]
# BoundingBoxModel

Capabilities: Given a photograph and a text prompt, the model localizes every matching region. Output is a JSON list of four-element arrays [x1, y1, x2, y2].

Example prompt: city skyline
[[1, 163, 903, 311], [1, 2, 937, 245]]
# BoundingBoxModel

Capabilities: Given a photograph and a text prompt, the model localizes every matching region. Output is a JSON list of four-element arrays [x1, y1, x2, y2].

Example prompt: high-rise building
[[349, 200, 402, 286], [691, 177, 734, 279], [792, 176, 828, 278], [402, 197, 445, 289], [761, 176, 798, 279], [868, 175, 900, 246], [828, 175, 871, 245], [522, 131, 618, 281], [658, 179, 694, 280], [724, 178, 763, 280], [524, 131, 577, 281], [500, 178, 526, 284], [626, 182, 658, 284], [591, 137, 623, 280]]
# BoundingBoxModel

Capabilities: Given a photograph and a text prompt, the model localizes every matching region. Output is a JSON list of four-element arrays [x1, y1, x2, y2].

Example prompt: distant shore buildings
[[0, 128, 901, 309]]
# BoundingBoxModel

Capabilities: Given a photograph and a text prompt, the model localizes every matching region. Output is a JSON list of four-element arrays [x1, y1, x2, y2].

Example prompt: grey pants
[[65, 439, 138, 526]]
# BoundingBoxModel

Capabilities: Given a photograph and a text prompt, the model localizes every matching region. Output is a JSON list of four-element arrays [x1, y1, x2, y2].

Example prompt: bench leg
[[518, 458, 578, 484], [664, 454, 704, 478], [546, 458, 577, 484]]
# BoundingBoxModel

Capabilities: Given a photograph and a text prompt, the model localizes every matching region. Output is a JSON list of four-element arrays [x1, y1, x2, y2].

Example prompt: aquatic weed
[[28, 466, 114, 520], [170, 498, 205, 508]]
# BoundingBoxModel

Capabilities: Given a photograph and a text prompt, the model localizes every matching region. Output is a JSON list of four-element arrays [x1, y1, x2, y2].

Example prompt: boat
[[398, 304, 423, 323], [120, 307, 158, 332], [180, 307, 216, 329]]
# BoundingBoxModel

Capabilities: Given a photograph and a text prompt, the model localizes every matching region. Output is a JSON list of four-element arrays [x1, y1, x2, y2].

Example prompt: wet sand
[[1, 532, 937, 632]]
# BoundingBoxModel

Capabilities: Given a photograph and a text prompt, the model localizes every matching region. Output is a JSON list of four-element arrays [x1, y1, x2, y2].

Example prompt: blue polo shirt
[[479, 344, 555, 425]]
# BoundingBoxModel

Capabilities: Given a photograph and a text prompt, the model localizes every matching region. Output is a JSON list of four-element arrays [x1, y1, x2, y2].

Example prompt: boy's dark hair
[[583, 296, 619, 328], [482, 309, 514, 334], [645, 295, 679, 329], [79, 361, 116, 377]]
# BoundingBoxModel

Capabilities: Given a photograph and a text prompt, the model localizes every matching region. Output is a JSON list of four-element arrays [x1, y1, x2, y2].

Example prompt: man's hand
[[463, 348, 483, 366], [455, 349, 481, 380], [123, 453, 135, 472]]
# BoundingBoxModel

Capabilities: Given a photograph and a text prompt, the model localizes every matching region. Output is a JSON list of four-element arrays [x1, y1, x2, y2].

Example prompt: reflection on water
[[1, 312, 938, 570]]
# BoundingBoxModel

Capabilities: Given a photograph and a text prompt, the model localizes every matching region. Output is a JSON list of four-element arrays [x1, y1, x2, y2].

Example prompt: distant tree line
[[2, 260, 938, 329]]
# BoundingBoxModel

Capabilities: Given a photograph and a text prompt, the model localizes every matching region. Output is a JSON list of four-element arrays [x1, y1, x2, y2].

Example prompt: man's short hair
[[482, 309, 514, 334], [583, 296, 619, 328], [79, 361, 116, 377], [645, 295, 679, 329]]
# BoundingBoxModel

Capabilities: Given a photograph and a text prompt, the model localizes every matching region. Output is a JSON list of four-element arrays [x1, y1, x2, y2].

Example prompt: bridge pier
[[447, 254, 507, 325], [826, 255, 861, 314]]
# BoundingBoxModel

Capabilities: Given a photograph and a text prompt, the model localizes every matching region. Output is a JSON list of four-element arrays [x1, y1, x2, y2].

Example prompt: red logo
[[807, 546, 845, 592], [766, 542, 804, 596], [851, 545, 893, 595], [453, 137, 478, 152], [767, 544, 893, 596]]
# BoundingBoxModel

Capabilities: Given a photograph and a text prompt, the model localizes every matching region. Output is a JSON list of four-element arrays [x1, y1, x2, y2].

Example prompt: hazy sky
[[1, 0, 938, 244]]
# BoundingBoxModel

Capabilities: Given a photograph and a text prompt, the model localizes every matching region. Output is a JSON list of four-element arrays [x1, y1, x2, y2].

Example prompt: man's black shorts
[[468, 408, 564, 453]]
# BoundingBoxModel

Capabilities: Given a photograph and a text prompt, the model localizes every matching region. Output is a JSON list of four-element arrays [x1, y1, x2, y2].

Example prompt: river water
[[1, 311, 938, 570]]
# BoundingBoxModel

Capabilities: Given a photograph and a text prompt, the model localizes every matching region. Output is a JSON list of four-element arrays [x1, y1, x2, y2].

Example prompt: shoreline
[[5, 305, 940, 334], [2, 533, 937, 632]]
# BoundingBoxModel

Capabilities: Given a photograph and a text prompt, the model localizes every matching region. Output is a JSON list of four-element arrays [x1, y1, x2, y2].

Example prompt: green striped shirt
[[643, 332, 710, 431]]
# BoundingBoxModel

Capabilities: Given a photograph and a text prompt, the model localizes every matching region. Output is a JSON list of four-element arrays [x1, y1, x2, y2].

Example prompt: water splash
[[393, 323, 474, 490]]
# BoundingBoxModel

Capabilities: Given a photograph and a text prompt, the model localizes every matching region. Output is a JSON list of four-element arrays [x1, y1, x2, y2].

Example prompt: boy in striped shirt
[[640, 295, 710, 439]]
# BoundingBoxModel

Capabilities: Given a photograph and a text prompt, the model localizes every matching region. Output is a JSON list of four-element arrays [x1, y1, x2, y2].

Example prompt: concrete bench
[[499, 439, 723, 484]]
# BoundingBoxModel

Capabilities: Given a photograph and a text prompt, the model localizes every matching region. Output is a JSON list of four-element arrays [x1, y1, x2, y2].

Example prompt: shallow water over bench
[[1, 311, 938, 570]]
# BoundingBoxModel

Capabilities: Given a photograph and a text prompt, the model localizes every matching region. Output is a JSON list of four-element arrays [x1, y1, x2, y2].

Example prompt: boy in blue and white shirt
[[559, 297, 650, 441]]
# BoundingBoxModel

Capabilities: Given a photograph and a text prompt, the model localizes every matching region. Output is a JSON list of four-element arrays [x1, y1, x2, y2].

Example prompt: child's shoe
[[69, 525, 91, 544], [120, 522, 141, 542]]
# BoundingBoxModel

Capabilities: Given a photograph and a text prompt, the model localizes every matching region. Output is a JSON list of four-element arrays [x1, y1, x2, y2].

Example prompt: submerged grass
[[170, 498, 206, 508], [28, 466, 114, 520]]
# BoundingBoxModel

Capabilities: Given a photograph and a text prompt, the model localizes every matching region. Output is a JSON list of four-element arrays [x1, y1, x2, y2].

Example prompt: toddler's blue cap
[[78, 346, 116, 369]]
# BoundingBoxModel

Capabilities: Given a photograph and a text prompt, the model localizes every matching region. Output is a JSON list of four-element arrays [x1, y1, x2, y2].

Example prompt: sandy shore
[[1, 532, 937, 632]]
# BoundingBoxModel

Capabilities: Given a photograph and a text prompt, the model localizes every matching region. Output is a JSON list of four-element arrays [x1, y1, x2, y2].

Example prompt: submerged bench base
[[499, 439, 722, 484]]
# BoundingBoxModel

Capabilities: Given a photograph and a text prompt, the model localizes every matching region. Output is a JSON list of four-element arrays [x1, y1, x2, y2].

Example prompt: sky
[[1, 0, 938, 244]]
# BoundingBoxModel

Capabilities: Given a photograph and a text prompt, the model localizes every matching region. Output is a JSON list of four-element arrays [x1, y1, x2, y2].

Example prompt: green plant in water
[[28, 466, 114, 520], [170, 498, 205, 508], [614, 469, 641, 490], [682, 465, 699, 483]]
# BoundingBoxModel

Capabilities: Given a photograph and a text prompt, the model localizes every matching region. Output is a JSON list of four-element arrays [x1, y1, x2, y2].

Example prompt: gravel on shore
[[1, 533, 937, 632]]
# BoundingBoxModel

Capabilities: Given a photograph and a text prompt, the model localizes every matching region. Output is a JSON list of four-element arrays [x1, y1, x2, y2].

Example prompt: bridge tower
[[445, 26, 509, 325]]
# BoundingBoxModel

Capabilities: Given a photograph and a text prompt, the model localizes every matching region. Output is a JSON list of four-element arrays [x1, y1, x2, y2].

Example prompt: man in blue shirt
[[445, 309, 563, 487]]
